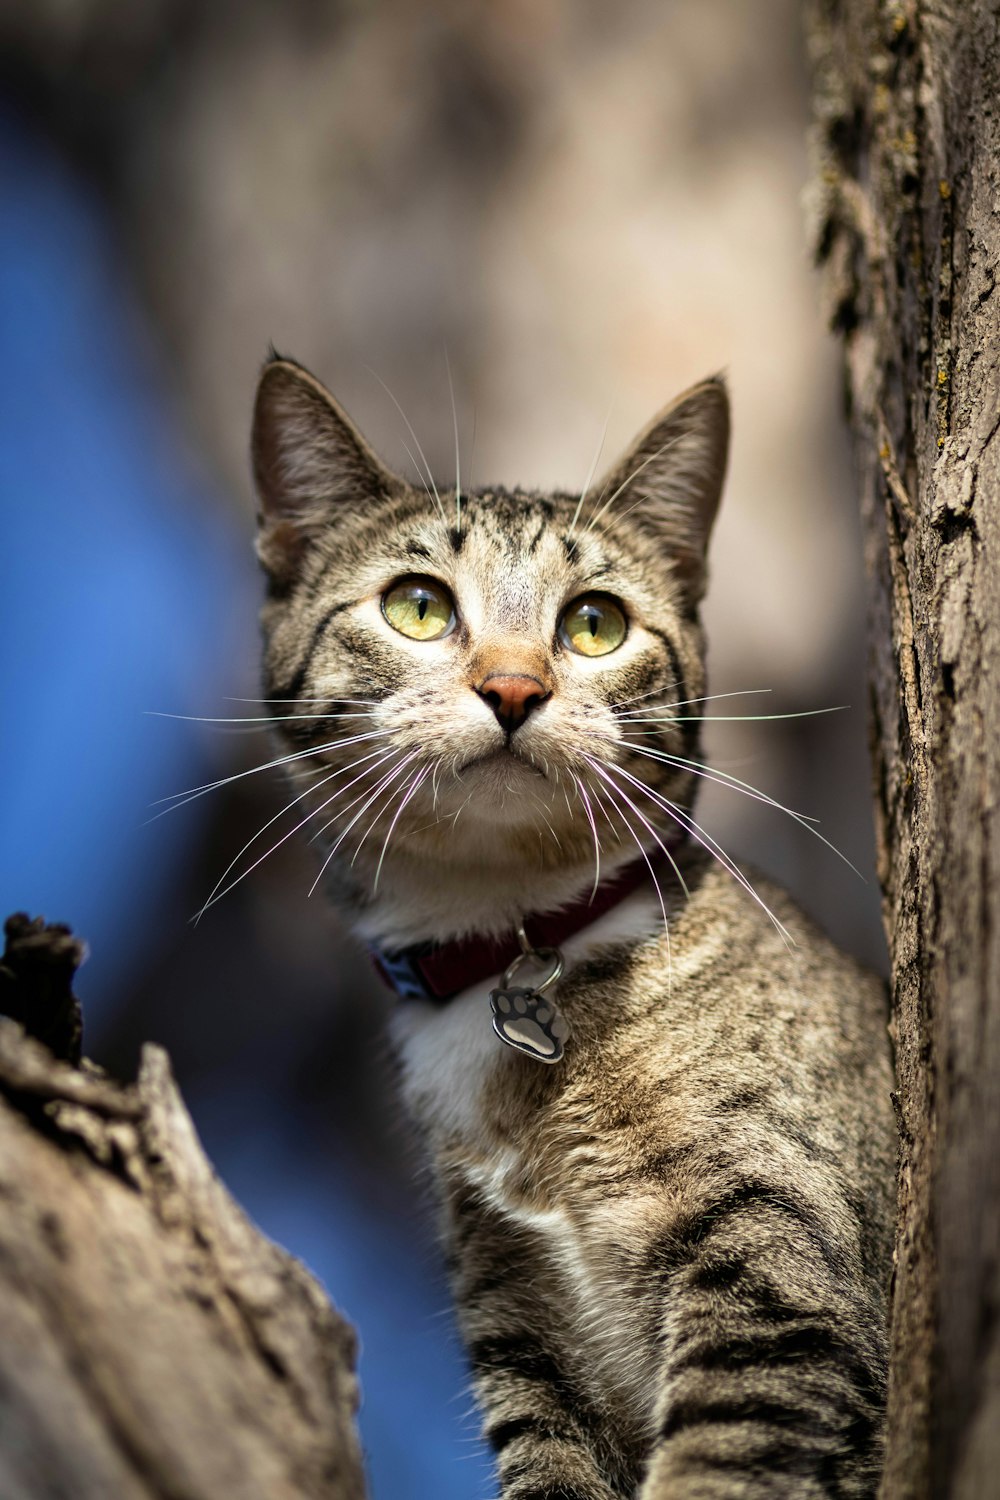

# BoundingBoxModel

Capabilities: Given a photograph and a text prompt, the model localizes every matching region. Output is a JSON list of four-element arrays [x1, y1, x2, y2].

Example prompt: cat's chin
[[450, 749, 553, 815]]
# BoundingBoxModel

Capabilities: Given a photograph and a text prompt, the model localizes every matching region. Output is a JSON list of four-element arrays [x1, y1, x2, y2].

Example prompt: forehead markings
[[525, 517, 550, 554]]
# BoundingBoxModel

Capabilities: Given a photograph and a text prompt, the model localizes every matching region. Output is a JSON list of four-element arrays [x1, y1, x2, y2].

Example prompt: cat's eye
[[382, 577, 456, 641], [559, 595, 627, 657]]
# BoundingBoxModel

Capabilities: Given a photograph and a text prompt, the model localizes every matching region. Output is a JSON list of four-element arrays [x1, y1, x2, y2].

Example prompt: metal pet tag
[[490, 985, 569, 1063], [489, 930, 569, 1064]]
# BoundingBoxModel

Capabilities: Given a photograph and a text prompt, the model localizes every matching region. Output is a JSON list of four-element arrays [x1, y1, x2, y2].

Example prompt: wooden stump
[[0, 915, 367, 1500]]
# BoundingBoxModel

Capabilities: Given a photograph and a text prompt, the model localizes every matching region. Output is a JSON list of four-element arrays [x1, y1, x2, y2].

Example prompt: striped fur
[[251, 356, 896, 1497]]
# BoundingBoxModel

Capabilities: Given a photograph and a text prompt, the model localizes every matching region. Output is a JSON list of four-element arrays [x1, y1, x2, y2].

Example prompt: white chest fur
[[389, 887, 661, 1143], [387, 888, 667, 1426]]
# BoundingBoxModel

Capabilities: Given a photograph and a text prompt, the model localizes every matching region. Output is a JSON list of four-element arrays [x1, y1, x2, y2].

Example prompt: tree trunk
[[0, 916, 367, 1500], [806, 4, 1000, 1496]]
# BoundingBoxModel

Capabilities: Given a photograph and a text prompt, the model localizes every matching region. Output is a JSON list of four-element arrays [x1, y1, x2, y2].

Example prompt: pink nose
[[476, 674, 551, 734]]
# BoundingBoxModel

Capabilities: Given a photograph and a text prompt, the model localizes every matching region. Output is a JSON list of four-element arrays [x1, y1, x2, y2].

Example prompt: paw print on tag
[[489, 986, 569, 1064]]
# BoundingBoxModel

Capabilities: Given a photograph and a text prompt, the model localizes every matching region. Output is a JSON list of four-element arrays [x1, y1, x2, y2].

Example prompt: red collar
[[370, 855, 663, 1002]]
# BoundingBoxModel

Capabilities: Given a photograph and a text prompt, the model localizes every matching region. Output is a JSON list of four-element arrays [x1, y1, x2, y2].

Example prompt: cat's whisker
[[669, 801, 795, 951], [621, 737, 817, 820], [193, 747, 401, 922], [621, 741, 859, 873], [148, 710, 378, 725], [308, 750, 411, 850], [449, 790, 475, 827], [580, 434, 684, 538], [466, 406, 478, 496], [609, 683, 686, 713], [585, 773, 626, 845], [366, 365, 446, 526], [372, 764, 431, 892], [400, 797, 466, 841], [610, 686, 773, 714], [570, 773, 603, 902], [585, 757, 690, 902], [194, 747, 396, 921], [309, 753, 417, 894], [582, 760, 672, 980], [537, 808, 563, 851], [224, 696, 380, 706], [597, 754, 795, 948], [445, 347, 462, 532], [568, 399, 615, 536], [397, 436, 439, 512], [617, 706, 846, 725], [328, 753, 422, 878], [148, 729, 393, 821]]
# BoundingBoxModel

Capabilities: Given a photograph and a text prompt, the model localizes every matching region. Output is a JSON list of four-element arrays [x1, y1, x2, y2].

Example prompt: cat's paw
[[489, 985, 569, 1064]]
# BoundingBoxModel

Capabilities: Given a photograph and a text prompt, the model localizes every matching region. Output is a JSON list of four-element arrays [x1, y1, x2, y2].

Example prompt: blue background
[[0, 117, 495, 1500]]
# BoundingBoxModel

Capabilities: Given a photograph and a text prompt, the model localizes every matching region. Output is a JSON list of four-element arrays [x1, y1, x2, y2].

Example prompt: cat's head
[[252, 355, 728, 946]]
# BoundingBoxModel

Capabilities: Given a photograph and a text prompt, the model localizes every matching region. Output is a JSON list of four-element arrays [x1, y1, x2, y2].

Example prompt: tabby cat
[[250, 354, 895, 1499]]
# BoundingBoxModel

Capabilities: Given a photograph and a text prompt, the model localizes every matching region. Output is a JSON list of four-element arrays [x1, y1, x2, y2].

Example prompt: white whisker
[[194, 747, 399, 920], [581, 435, 684, 538], [398, 435, 439, 512], [445, 347, 461, 531], [308, 751, 408, 848], [466, 406, 478, 496], [585, 758, 689, 902], [621, 742, 859, 873], [582, 762, 672, 980], [569, 399, 615, 536], [617, 706, 846, 725], [366, 366, 445, 525], [594, 754, 794, 947], [311, 752, 420, 895], [586, 774, 625, 844], [374, 765, 431, 892], [148, 710, 378, 725], [149, 729, 392, 820], [611, 686, 772, 714], [570, 773, 603, 901], [537, 807, 563, 851], [225, 696, 379, 705]]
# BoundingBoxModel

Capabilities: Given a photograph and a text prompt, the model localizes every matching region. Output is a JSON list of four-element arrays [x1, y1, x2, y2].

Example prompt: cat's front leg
[[635, 1201, 887, 1499], [444, 1180, 626, 1500]]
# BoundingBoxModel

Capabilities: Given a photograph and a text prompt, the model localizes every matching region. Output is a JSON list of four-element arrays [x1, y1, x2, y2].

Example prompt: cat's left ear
[[252, 353, 400, 582], [593, 376, 729, 607]]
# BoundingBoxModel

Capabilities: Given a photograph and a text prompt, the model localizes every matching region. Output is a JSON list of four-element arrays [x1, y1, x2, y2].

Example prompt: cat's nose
[[476, 674, 551, 734]]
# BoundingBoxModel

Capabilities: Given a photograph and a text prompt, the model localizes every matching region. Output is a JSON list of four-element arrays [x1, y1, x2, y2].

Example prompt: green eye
[[382, 577, 456, 641], [560, 595, 627, 657]]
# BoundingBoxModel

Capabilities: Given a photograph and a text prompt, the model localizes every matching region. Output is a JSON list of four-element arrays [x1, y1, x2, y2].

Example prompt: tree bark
[[0, 916, 367, 1500], [806, 4, 1000, 1497]]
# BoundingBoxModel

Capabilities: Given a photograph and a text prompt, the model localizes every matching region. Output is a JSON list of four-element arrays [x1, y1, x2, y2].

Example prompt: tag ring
[[501, 944, 563, 995]]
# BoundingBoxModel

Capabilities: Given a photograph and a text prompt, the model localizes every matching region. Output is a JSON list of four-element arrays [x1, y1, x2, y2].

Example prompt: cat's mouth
[[457, 746, 548, 781]]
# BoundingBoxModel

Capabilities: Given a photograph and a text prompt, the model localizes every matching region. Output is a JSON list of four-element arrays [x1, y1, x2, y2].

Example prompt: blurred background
[[0, 3, 882, 1495]]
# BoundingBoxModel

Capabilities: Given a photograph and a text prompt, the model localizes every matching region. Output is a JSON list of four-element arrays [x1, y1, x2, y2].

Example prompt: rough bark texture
[[0, 916, 367, 1500], [806, 4, 1000, 1497]]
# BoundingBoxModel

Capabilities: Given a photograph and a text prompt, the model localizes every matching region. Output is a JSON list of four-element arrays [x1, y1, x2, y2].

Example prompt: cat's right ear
[[252, 354, 398, 582], [593, 376, 729, 608]]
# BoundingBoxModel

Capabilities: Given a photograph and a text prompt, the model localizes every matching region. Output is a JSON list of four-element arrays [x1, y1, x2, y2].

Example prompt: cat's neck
[[340, 840, 659, 951]]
